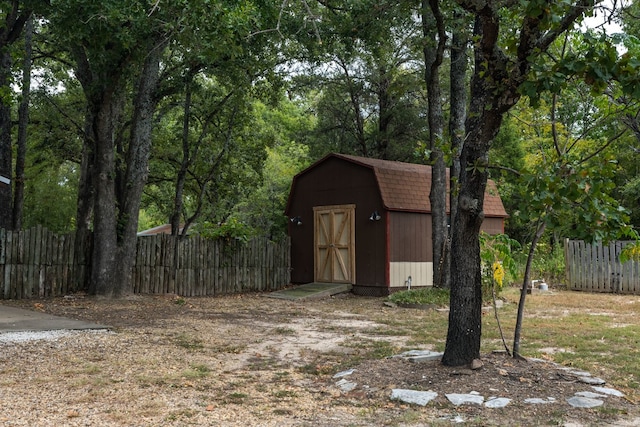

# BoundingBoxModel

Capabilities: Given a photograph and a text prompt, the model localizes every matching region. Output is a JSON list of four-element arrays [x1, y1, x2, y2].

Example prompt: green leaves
[[512, 159, 632, 244], [196, 218, 254, 244], [521, 30, 640, 107], [480, 232, 521, 299]]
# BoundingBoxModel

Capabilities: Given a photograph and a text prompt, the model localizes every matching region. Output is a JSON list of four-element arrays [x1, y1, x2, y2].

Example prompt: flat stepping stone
[[333, 369, 356, 378], [408, 353, 443, 363], [577, 376, 606, 385], [393, 349, 434, 357], [335, 378, 357, 392], [393, 350, 443, 362], [575, 391, 606, 399], [485, 397, 511, 408], [446, 392, 484, 406], [391, 389, 438, 406], [592, 386, 624, 397], [567, 396, 604, 408], [568, 369, 592, 377], [524, 397, 556, 404]]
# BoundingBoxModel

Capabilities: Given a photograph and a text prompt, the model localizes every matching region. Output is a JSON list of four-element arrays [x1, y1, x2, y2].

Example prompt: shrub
[[480, 232, 521, 301], [388, 287, 450, 307], [195, 218, 255, 244], [529, 242, 565, 285]]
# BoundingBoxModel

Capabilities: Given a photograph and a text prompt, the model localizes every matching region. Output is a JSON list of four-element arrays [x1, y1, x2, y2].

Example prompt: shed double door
[[314, 205, 356, 284]]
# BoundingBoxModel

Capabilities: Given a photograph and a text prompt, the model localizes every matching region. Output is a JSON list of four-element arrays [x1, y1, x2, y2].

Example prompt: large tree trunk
[[72, 42, 124, 297], [442, 12, 507, 366], [442, 0, 593, 366], [0, 48, 12, 230], [113, 40, 164, 296], [446, 11, 469, 289], [12, 15, 32, 230], [0, 5, 30, 230], [423, 0, 448, 288], [74, 114, 95, 291], [376, 66, 392, 159], [170, 72, 194, 238], [88, 91, 121, 297]]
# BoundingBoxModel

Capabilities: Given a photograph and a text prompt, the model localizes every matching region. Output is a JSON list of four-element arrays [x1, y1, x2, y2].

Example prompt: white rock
[[439, 415, 465, 424], [567, 396, 604, 408], [524, 397, 556, 404], [394, 349, 437, 357], [335, 378, 357, 392], [485, 397, 511, 408], [577, 376, 606, 385], [333, 369, 356, 378], [394, 350, 444, 362], [592, 386, 624, 397], [446, 393, 484, 406], [568, 370, 592, 377], [575, 391, 606, 399], [390, 389, 438, 406]]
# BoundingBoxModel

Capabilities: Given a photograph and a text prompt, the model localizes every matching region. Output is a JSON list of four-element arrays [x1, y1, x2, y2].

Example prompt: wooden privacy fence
[[0, 226, 290, 299], [133, 234, 290, 296], [0, 226, 90, 299], [564, 239, 640, 294]]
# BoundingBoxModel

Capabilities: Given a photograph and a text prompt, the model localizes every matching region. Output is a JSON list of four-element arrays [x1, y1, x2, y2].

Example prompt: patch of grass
[[377, 310, 448, 350], [357, 407, 379, 418], [165, 409, 197, 422], [361, 326, 409, 337], [369, 340, 396, 359], [298, 362, 334, 376], [81, 363, 102, 375], [480, 288, 640, 397], [224, 392, 248, 404], [388, 287, 450, 306], [327, 339, 399, 373], [401, 409, 422, 424], [173, 333, 204, 351], [597, 406, 627, 417], [274, 371, 290, 379], [182, 363, 211, 379]]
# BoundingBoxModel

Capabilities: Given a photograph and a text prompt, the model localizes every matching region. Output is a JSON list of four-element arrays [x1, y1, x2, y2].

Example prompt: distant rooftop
[[137, 223, 186, 236]]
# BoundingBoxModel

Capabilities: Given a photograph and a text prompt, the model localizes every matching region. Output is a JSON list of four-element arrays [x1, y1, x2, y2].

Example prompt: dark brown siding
[[288, 157, 386, 289], [389, 212, 432, 262]]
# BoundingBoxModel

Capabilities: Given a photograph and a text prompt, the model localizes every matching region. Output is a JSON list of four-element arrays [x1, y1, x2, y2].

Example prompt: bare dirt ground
[[1, 292, 638, 426]]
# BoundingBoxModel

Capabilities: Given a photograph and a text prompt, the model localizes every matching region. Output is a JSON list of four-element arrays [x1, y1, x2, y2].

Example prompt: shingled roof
[[327, 153, 507, 218]]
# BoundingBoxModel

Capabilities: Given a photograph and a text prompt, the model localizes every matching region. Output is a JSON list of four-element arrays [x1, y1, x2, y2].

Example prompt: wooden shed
[[284, 153, 508, 296]]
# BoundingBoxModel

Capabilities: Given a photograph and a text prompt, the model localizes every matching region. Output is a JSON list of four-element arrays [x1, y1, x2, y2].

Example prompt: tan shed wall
[[389, 262, 433, 288]]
